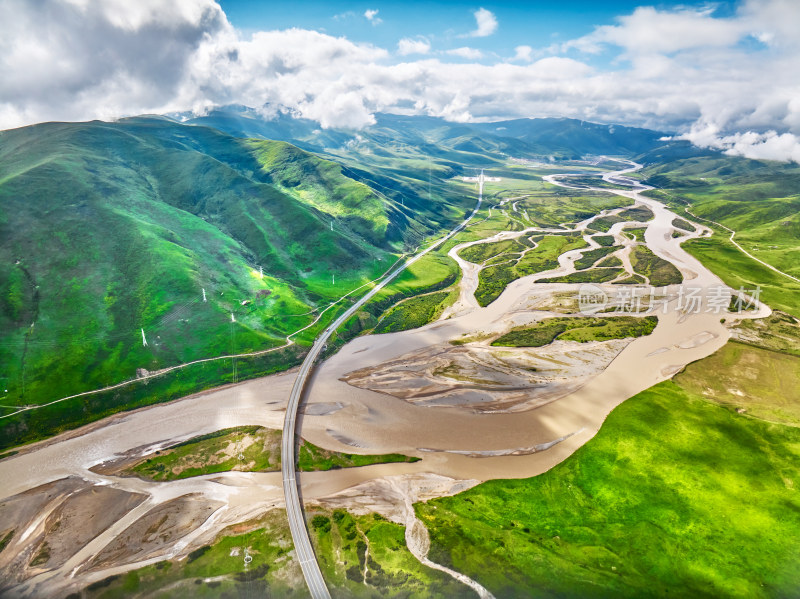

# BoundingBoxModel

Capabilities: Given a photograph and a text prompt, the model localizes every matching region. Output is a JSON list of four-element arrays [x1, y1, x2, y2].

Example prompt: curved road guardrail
[[281, 172, 488, 599]]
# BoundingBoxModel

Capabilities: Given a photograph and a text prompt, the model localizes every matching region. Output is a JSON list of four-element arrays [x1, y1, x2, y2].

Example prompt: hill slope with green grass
[[417, 364, 800, 598], [0, 116, 466, 448], [639, 155, 800, 315]]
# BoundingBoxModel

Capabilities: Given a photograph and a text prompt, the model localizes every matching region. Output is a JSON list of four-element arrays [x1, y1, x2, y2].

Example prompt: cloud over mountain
[[1, 0, 799, 162]]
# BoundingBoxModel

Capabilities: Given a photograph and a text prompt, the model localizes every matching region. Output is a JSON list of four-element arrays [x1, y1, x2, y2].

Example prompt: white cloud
[[332, 11, 356, 21], [564, 6, 745, 56], [512, 45, 533, 62], [678, 122, 800, 163], [2, 0, 800, 162], [364, 9, 382, 25], [446, 47, 483, 60], [397, 38, 430, 56], [468, 7, 497, 38], [0, 0, 229, 128]]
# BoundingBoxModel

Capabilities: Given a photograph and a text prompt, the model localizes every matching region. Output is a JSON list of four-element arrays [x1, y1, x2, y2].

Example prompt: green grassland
[[373, 290, 455, 334], [629, 246, 683, 286], [308, 509, 474, 598], [81, 510, 307, 599], [247, 140, 389, 245], [596, 255, 623, 268], [590, 206, 653, 232], [0, 343, 304, 452], [544, 268, 627, 284], [474, 234, 588, 306], [297, 442, 419, 472], [675, 342, 800, 427], [492, 316, 657, 347], [640, 155, 800, 315], [516, 188, 633, 228], [681, 236, 800, 317], [733, 311, 800, 357], [416, 372, 800, 598], [612, 274, 646, 285], [672, 217, 695, 232], [127, 426, 419, 481], [331, 250, 461, 348], [469, 168, 633, 229], [593, 234, 616, 247], [459, 239, 528, 264], [622, 226, 648, 242], [573, 246, 619, 270]]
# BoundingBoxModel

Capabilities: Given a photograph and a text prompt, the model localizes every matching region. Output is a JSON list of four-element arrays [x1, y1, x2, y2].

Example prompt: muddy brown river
[[0, 160, 770, 596]]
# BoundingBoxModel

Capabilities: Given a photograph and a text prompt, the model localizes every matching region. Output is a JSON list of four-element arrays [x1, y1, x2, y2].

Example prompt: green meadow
[[492, 316, 657, 347], [472, 234, 588, 306], [417, 374, 800, 598], [629, 245, 683, 286], [81, 510, 472, 599], [127, 426, 419, 482], [373, 291, 455, 334], [641, 155, 800, 315]]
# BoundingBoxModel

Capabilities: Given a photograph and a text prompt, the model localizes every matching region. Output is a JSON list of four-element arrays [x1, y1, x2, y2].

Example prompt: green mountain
[[1, 115, 461, 443], [188, 107, 669, 161], [470, 117, 668, 157], [184, 109, 673, 246]]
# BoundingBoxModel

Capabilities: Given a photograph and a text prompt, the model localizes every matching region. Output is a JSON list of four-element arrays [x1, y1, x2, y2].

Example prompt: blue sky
[[1, 0, 798, 161], [219, 1, 738, 66]]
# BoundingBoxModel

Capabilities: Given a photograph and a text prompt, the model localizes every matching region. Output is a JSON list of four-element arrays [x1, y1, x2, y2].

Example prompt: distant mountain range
[[183, 106, 672, 160]]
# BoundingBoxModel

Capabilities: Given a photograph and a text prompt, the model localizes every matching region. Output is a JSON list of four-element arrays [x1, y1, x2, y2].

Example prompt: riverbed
[[0, 160, 770, 597]]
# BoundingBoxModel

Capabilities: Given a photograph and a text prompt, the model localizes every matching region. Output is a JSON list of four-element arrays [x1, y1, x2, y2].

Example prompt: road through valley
[[0, 160, 769, 597]]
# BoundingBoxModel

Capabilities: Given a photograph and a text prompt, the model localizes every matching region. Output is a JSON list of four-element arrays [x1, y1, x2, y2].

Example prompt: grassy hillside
[[247, 140, 389, 245], [639, 155, 800, 315], [417, 362, 800, 597], [0, 117, 437, 448], [372, 290, 455, 334], [188, 108, 666, 246], [188, 109, 502, 250]]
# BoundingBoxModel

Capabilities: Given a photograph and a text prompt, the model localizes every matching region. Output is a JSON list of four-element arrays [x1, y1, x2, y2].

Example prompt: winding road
[[282, 171, 487, 598]]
